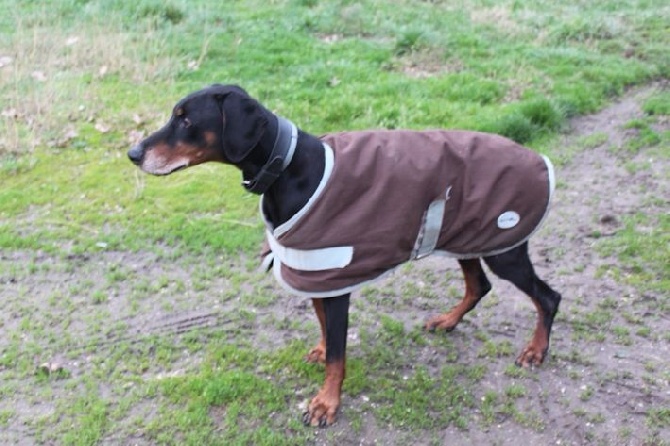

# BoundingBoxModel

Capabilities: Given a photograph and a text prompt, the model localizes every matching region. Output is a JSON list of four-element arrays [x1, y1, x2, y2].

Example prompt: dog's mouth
[[148, 163, 189, 176], [138, 153, 190, 176], [166, 164, 188, 174]]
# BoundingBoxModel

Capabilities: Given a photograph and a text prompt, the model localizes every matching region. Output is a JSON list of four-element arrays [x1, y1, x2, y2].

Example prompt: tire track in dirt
[[67, 311, 245, 353]]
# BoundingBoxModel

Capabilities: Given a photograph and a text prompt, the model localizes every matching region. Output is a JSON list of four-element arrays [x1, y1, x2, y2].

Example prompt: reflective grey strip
[[411, 199, 446, 260], [266, 230, 353, 271], [260, 252, 274, 272], [279, 116, 298, 170], [542, 155, 556, 200]]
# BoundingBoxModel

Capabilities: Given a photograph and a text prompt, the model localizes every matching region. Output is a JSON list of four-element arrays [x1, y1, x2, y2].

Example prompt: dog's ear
[[211, 83, 248, 97], [217, 88, 267, 163]]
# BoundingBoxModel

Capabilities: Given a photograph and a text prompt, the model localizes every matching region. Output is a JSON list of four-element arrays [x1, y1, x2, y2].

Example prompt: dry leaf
[[60, 129, 78, 145], [31, 71, 47, 82], [38, 362, 64, 374], [95, 121, 110, 133], [1, 108, 18, 118], [51, 129, 79, 148]]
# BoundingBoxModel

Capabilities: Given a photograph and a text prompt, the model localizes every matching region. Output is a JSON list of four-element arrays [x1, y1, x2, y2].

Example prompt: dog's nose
[[127, 145, 144, 165]]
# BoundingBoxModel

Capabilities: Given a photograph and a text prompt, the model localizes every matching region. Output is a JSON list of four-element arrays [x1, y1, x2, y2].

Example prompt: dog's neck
[[240, 116, 296, 195], [237, 115, 326, 228]]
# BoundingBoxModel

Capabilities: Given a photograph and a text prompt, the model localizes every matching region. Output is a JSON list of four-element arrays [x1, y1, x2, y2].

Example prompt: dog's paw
[[514, 343, 548, 368], [302, 391, 339, 427], [425, 312, 461, 332], [305, 344, 326, 364]]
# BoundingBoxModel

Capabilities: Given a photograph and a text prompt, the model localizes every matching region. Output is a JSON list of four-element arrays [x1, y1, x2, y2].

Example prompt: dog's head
[[128, 84, 270, 175]]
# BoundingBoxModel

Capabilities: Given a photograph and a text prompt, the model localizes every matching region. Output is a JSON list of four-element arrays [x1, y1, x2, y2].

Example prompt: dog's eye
[[181, 117, 192, 128]]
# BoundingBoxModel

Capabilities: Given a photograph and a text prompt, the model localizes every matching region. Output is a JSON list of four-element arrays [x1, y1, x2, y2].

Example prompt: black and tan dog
[[128, 84, 562, 427]]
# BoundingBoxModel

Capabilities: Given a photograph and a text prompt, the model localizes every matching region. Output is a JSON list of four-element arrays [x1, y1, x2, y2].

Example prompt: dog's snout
[[127, 144, 144, 165]]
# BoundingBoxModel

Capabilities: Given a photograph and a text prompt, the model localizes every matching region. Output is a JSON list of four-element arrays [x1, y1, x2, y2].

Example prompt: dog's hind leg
[[426, 258, 492, 332], [303, 294, 350, 427], [306, 298, 327, 364], [483, 242, 562, 367]]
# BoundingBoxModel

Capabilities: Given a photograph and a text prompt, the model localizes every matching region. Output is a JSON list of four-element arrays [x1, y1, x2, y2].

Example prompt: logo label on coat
[[497, 211, 520, 229]]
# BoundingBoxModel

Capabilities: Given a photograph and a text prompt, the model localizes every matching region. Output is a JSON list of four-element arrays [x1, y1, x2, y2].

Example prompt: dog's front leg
[[303, 294, 350, 427]]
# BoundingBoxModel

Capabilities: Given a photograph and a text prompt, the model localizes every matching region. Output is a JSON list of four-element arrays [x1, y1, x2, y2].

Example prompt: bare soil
[[1, 84, 668, 445]]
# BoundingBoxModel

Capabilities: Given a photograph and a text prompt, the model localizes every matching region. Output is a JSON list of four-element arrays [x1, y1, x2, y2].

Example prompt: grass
[[598, 213, 670, 297], [1, 0, 670, 444], [149, 357, 310, 444], [1, 1, 667, 252], [643, 91, 670, 115]]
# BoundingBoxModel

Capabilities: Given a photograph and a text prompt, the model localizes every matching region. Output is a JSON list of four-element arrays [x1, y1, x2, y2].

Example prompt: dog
[[128, 84, 562, 427]]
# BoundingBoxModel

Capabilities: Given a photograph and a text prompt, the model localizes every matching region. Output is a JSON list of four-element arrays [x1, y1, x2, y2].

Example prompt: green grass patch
[[55, 384, 111, 446], [648, 407, 670, 428], [143, 336, 483, 441], [598, 213, 670, 297], [375, 365, 475, 430], [618, 118, 662, 153], [643, 91, 670, 116], [2, 0, 667, 255], [153, 370, 303, 445], [0, 148, 262, 253]]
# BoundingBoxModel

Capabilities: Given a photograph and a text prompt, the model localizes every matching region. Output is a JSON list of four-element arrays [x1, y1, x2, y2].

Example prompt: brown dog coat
[[262, 130, 555, 297]]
